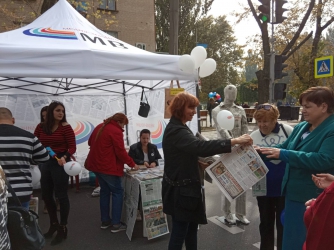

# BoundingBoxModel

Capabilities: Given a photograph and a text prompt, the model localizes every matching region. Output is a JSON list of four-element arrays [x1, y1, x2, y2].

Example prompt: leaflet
[[205, 144, 268, 202]]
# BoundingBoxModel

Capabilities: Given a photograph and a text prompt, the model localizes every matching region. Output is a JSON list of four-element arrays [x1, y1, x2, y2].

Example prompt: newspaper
[[126, 168, 164, 181], [140, 179, 169, 239], [205, 144, 268, 202]]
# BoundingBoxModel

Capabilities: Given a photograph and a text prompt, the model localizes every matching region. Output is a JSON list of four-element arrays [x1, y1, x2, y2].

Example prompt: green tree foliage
[[155, 0, 244, 103], [0, 0, 115, 32], [235, 0, 334, 102], [237, 80, 258, 105]]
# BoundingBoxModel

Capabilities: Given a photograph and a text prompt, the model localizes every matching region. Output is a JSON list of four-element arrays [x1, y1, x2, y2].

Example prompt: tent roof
[[0, 0, 196, 95]]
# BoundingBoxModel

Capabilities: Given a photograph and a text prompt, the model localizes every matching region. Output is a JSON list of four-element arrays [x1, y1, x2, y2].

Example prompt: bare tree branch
[[247, 0, 262, 31], [321, 16, 334, 31], [282, 0, 316, 55], [286, 31, 313, 59]]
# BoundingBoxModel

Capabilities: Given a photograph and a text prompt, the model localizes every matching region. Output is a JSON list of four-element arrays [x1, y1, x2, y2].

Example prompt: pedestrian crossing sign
[[315, 56, 333, 78]]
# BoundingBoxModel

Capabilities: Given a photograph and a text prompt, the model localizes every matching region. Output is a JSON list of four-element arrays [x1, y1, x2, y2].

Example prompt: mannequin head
[[224, 85, 237, 103]]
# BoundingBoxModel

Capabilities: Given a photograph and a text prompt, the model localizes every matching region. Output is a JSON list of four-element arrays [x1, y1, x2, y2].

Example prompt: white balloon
[[30, 166, 41, 185], [199, 58, 217, 78], [64, 161, 82, 176], [178, 54, 195, 73], [217, 110, 235, 130], [190, 46, 207, 69]]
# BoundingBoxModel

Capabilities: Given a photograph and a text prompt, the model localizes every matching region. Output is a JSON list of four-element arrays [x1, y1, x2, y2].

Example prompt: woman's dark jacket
[[162, 116, 232, 224], [128, 142, 162, 165]]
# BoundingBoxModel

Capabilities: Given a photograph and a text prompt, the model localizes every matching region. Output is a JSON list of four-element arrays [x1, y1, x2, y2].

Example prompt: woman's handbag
[[6, 179, 45, 250], [138, 88, 150, 118]]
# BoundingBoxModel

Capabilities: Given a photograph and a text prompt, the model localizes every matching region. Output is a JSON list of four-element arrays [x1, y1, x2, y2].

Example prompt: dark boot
[[51, 225, 67, 246], [44, 222, 59, 239]]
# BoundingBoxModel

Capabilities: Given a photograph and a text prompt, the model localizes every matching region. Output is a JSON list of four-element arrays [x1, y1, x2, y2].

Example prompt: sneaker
[[225, 213, 237, 225], [91, 187, 101, 197], [100, 221, 112, 229], [236, 214, 250, 225], [110, 223, 127, 233]]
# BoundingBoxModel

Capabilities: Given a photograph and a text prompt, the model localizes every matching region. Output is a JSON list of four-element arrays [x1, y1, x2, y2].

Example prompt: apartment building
[[0, 0, 156, 52]]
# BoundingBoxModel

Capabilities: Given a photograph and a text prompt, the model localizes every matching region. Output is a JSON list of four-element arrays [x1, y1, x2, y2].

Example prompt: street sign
[[315, 56, 333, 78], [196, 43, 208, 48]]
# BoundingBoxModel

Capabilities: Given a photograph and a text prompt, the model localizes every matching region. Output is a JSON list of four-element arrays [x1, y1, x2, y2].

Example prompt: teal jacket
[[276, 115, 334, 203]]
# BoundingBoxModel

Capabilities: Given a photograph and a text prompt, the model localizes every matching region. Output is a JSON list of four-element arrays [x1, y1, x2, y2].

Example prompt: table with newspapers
[[122, 162, 169, 241]]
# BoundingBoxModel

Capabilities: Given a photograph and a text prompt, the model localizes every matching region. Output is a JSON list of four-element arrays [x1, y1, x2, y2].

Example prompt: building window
[[99, 0, 116, 10], [103, 31, 118, 38], [135, 43, 146, 50], [75, 1, 88, 17]]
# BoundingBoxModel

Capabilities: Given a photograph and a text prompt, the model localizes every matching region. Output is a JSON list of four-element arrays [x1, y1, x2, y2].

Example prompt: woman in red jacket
[[34, 101, 76, 246], [303, 173, 334, 250], [86, 113, 138, 233]]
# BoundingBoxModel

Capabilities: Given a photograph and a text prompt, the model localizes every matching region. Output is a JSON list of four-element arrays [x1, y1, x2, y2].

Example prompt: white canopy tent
[[0, 0, 201, 174], [0, 0, 197, 96]]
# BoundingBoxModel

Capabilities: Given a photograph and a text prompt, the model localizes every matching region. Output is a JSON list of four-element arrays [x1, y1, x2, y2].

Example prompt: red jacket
[[86, 120, 135, 176], [303, 182, 334, 250]]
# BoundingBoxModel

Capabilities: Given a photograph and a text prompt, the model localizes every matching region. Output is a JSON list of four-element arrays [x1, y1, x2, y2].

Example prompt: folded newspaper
[[205, 144, 268, 202]]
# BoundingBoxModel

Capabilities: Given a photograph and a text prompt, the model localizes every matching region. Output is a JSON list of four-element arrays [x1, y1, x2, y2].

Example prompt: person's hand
[[149, 162, 157, 168], [198, 160, 209, 171], [260, 147, 280, 159], [57, 157, 66, 166], [144, 162, 150, 168], [232, 134, 253, 146], [133, 164, 139, 170], [253, 145, 261, 152], [312, 173, 334, 189], [305, 198, 316, 209]]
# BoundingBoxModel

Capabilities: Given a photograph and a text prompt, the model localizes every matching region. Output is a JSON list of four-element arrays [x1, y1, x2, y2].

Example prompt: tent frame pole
[[123, 81, 129, 146]]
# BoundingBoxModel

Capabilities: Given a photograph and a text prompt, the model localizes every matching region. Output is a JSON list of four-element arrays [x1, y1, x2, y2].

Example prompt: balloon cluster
[[208, 92, 221, 102], [178, 46, 217, 78]]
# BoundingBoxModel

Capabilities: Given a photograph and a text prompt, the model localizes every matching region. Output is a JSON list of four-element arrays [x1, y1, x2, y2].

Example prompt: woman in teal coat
[[260, 86, 334, 250]]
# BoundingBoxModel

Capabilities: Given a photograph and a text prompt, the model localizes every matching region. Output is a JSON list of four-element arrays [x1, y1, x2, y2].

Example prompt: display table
[[122, 168, 168, 241]]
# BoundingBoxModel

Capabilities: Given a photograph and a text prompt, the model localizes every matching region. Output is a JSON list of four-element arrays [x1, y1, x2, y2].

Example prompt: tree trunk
[[257, 24, 271, 103], [41, 0, 57, 14], [169, 0, 179, 55]]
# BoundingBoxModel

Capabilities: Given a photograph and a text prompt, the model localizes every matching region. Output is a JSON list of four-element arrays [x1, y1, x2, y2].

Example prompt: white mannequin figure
[[212, 85, 250, 225]]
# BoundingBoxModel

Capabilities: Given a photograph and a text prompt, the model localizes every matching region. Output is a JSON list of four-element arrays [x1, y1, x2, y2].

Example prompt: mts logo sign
[[80, 33, 128, 49]]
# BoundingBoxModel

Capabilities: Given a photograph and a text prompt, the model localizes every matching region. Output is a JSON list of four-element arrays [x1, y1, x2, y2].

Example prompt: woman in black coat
[[162, 92, 252, 250], [128, 129, 162, 168]]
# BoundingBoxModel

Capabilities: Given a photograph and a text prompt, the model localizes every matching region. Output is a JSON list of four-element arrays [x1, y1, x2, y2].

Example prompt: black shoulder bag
[[138, 88, 150, 118], [6, 179, 45, 250], [279, 123, 288, 138]]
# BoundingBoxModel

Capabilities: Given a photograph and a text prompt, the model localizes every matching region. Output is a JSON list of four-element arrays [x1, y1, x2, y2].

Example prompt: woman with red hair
[[86, 113, 138, 233], [162, 92, 253, 249]]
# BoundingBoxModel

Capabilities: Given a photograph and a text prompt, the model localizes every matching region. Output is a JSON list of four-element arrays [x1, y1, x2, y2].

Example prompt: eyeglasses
[[256, 104, 272, 110]]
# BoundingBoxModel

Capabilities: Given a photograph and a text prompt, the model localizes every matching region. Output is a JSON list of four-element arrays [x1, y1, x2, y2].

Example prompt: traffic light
[[275, 0, 288, 24], [274, 55, 288, 79], [274, 83, 287, 100], [258, 0, 270, 23]]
